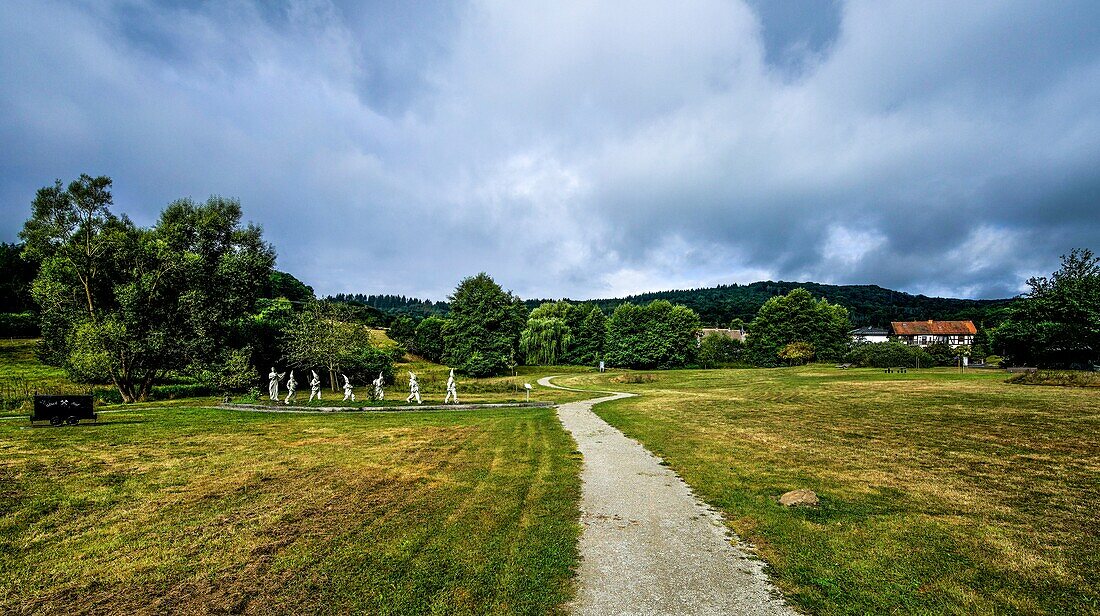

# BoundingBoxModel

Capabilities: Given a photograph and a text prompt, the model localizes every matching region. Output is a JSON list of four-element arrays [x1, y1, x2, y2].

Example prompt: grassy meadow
[[0, 404, 582, 615], [556, 367, 1100, 614]]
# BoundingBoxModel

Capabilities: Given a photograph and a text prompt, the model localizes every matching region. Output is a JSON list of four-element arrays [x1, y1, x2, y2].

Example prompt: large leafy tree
[[281, 301, 393, 389], [21, 176, 275, 401], [571, 304, 608, 366], [442, 273, 527, 377], [993, 249, 1100, 367], [412, 315, 447, 363], [605, 300, 701, 369], [745, 288, 851, 366]]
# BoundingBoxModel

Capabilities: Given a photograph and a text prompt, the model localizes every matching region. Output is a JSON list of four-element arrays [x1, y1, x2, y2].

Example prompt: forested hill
[[530, 281, 1016, 329]]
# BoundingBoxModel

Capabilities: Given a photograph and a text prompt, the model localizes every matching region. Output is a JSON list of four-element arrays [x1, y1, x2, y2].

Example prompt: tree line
[[14, 174, 396, 401]]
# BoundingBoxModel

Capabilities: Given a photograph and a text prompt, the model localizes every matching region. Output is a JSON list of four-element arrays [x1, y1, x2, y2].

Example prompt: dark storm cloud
[[2, 0, 1098, 300]]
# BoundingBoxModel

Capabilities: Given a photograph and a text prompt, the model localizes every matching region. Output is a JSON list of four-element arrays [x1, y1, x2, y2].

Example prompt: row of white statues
[[267, 367, 458, 405]]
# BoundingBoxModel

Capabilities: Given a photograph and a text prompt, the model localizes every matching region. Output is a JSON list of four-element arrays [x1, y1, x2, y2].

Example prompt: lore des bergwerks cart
[[31, 395, 97, 426]]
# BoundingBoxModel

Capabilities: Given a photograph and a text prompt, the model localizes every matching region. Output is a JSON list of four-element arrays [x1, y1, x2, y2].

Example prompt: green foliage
[[388, 315, 417, 347], [0, 242, 37, 313], [846, 342, 933, 368], [65, 321, 113, 383], [746, 288, 851, 366], [412, 316, 447, 363], [992, 248, 1100, 368], [697, 332, 744, 367], [194, 347, 257, 393], [605, 300, 701, 369], [574, 280, 1014, 330], [281, 302, 393, 389], [0, 312, 38, 338], [520, 316, 572, 365], [778, 341, 815, 365], [443, 273, 527, 377], [571, 305, 608, 366], [19, 177, 276, 401], [923, 342, 960, 366], [265, 270, 314, 303], [1006, 370, 1100, 387]]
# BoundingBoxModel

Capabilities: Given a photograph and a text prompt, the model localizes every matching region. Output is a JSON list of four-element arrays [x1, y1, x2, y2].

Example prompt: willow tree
[[520, 317, 572, 365]]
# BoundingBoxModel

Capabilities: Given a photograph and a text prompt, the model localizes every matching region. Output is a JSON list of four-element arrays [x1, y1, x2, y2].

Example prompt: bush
[[698, 333, 743, 368], [924, 342, 959, 367], [341, 345, 395, 386], [605, 300, 701, 369], [193, 347, 257, 393], [847, 342, 933, 368], [0, 312, 38, 337], [1006, 370, 1100, 387], [386, 344, 408, 363], [984, 354, 1004, 367]]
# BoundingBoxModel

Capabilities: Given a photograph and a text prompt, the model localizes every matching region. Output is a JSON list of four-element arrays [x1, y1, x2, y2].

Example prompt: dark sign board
[[32, 395, 96, 425]]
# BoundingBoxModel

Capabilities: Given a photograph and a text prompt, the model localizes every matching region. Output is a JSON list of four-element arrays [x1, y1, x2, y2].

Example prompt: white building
[[850, 326, 890, 344]]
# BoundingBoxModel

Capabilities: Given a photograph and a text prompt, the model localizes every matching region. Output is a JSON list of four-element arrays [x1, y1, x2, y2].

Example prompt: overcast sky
[[2, 1, 1098, 300]]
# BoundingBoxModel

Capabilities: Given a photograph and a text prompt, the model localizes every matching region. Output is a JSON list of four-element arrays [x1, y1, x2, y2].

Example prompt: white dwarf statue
[[309, 370, 322, 402], [284, 371, 297, 405], [373, 372, 385, 400], [342, 374, 355, 402], [444, 368, 459, 404], [406, 371, 422, 404], [268, 367, 283, 400]]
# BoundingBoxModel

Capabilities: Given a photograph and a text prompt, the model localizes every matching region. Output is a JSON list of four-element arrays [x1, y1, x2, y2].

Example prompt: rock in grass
[[779, 489, 819, 507]]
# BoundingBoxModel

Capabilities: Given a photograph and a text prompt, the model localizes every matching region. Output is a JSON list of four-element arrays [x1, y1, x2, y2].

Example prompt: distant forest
[[333, 281, 1016, 329], [328, 293, 448, 317]]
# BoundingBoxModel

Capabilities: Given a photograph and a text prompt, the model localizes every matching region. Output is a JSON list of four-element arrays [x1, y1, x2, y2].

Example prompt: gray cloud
[[2, 0, 1098, 300]]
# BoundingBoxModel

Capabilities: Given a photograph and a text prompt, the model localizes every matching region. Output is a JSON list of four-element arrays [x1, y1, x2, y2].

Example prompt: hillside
[[333, 280, 1016, 329], [531, 281, 1016, 328]]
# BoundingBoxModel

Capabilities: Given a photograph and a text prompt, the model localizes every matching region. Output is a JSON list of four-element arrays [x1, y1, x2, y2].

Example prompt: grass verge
[[0, 405, 582, 615], [558, 366, 1100, 614]]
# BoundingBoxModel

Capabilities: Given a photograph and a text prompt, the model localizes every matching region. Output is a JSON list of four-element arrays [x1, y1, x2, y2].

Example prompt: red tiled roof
[[890, 320, 977, 336]]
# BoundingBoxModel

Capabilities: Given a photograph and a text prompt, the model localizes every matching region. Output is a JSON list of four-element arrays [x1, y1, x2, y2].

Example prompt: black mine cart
[[31, 395, 96, 426]]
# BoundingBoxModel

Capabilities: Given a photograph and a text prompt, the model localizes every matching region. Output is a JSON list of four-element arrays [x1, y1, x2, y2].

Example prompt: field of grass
[[0, 403, 582, 615], [557, 366, 1100, 614]]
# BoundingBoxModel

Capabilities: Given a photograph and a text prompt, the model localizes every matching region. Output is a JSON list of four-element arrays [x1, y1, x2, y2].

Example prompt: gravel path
[[540, 376, 796, 616]]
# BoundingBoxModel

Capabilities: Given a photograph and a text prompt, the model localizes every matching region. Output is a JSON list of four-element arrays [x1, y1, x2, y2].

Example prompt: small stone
[[779, 489, 819, 507]]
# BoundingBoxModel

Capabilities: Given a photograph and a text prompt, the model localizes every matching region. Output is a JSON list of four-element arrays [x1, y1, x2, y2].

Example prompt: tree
[[442, 273, 527, 377], [0, 242, 38, 314], [745, 288, 851, 366], [520, 316, 572, 365], [20, 175, 118, 319], [21, 178, 275, 401], [388, 315, 417, 347], [266, 270, 314, 304], [605, 300, 701, 369], [698, 332, 743, 368], [778, 341, 815, 365], [992, 249, 1100, 367], [281, 302, 390, 391], [413, 316, 447, 363], [572, 305, 607, 366]]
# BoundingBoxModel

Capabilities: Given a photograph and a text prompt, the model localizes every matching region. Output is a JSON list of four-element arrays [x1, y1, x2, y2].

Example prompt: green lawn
[[0, 405, 582, 615], [557, 366, 1100, 615]]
